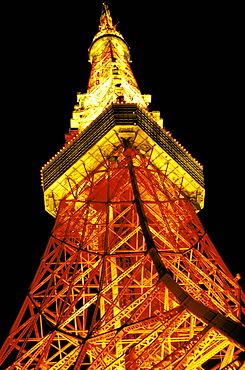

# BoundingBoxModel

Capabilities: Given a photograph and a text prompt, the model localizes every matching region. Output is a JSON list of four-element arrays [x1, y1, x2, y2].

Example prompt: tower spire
[[69, 3, 155, 133], [99, 2, 115, 31]]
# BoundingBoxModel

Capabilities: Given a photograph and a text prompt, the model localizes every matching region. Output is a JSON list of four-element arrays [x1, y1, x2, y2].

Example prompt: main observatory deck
[[41, 104, 204, 217]]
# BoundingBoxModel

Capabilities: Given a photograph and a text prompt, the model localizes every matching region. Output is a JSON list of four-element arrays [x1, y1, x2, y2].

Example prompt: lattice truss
[[1, 146, 244, 369], [88, 39, 141, 102]]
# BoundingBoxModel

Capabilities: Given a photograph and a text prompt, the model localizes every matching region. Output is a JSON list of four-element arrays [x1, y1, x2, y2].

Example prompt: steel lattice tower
[[1, 4, 245, 370]]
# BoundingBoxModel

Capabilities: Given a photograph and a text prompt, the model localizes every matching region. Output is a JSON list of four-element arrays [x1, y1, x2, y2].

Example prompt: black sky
[[1, 0, 244, 347]]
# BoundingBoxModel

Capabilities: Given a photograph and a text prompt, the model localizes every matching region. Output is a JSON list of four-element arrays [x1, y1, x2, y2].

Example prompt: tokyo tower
[[1, 3, 245, 369]]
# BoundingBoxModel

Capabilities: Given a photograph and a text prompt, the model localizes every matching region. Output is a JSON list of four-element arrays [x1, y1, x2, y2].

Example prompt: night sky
[[1, 1, 244, 349]]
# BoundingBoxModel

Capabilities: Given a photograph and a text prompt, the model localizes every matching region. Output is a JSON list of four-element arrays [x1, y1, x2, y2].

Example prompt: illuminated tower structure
[[1, 4, 245, 370]]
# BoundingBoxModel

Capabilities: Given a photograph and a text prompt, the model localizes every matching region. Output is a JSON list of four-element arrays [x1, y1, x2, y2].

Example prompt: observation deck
[[41, 104, 204, 217]]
